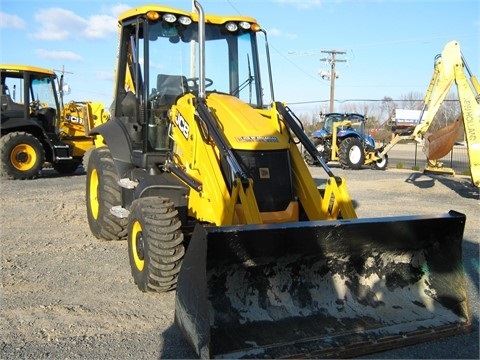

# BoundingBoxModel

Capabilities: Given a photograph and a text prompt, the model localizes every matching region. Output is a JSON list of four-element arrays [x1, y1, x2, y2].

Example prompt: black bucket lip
[[202, 210, 466, 234], [213, 322, 473, 359]]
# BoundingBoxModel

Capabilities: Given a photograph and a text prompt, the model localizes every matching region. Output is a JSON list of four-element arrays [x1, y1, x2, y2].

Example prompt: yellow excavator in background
[[85, 2, 471, 358], [0, 64, 108, 179], [379, 41, 480, 187]]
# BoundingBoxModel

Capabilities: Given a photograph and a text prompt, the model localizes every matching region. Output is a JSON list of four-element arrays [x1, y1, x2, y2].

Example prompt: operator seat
[[0, 85, 24, 113], [36, 107, 56, 133], [155, 74, 188, 107], [139, 74, 189, 161]]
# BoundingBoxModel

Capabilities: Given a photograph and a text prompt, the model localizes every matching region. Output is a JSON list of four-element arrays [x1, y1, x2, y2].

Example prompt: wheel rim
[[131, 220, 145, 271], [10, 143, 37, 171], [88, 168, 100, 220], [349, 146, 362, 164], [376, 158, 387, 167]]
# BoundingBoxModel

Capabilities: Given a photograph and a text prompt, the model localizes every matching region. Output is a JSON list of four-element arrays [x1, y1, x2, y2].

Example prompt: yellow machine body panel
[[170, 94, 297, 225], [119, 4, 257, 27], [59, 101, 109, 157], [0, 64, 55, 76], [205, 94, 286, 151]]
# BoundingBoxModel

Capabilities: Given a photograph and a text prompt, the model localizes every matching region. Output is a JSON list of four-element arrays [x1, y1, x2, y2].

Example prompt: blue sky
[[1, 0, 478, 115]]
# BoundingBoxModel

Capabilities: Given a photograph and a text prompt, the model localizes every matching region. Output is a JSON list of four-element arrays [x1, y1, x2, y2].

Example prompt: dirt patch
[[1, 167, 478, 359]]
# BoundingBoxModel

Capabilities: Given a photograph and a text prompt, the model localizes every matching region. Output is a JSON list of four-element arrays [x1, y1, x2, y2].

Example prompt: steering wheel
[[148, 89, 159, 102], [186, 77, 213, 93], [29, 100, 43, 113]]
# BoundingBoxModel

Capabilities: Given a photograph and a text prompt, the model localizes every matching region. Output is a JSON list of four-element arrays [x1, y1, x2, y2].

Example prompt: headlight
[[239, 21, 251, 30], [225, 22, 238, 32], [178, 16, 192, 25], [162, 13, 176, 23]]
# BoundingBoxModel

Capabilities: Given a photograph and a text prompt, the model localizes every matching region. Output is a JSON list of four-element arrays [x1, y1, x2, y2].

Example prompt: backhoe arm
[[379, 41, 480, 186]]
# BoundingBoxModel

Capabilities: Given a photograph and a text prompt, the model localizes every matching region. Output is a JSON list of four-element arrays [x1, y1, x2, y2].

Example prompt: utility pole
[[53, 65, 73, 109], [320, 49, 347, 112]]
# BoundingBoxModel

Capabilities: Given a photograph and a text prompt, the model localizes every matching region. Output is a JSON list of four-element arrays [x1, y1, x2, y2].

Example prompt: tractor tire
[[53, 160, 81, 175], [127, 197, 185, 293], [0, 131, 45, 180], [86, 146, 127, 240], [303, 150, 317, 166], [373, 153, 388, 170], [303, 137, 322, 166], [82, 147, 94, 171], [339, 137, 365, 170]]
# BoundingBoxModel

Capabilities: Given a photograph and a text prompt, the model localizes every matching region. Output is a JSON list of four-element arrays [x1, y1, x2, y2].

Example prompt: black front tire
[[128, 197, 185, 293], [339, 137, 365, 170], [86, 147, 127, 240], [0, 132, 45, 180]]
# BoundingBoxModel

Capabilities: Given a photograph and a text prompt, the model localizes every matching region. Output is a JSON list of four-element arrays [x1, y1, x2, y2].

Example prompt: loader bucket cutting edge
[[174, 210, 471, 359]]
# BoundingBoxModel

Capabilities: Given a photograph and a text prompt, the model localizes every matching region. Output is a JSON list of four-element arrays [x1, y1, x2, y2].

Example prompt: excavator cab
[[86, 2, 471, 358]]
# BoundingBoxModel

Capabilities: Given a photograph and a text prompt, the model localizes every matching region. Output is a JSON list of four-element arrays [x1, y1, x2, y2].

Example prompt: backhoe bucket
[[426, 117, 462, 160], [175, 211, 470, 359]]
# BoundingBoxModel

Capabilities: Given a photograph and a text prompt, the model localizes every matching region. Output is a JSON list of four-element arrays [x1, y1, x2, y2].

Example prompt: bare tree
[[379, 96, 397, 123], [429, 92, 461, 131], [399, 91, 424, 110]]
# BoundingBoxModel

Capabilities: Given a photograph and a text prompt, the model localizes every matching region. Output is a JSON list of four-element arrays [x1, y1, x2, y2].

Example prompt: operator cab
[[114, 6, 273, 159], [0, 66, 60, 133]]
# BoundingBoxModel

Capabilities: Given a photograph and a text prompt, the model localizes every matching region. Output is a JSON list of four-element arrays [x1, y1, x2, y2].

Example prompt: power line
[[288, 98, 459, 105]]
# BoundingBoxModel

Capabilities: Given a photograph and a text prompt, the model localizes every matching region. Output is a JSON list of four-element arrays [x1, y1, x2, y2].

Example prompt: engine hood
[[205, 93, 289, 151]]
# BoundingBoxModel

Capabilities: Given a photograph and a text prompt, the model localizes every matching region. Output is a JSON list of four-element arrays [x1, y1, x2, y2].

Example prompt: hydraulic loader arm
[[379, 41, 480, 186]]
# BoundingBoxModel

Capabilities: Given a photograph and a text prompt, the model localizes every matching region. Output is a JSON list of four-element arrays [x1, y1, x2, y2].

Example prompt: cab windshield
[[139, 19, 272, 109], [31, 77, 57, 109]]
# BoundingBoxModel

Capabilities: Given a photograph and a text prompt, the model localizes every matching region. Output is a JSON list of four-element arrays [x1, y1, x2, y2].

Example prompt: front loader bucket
[[175, 211, 471, 359]]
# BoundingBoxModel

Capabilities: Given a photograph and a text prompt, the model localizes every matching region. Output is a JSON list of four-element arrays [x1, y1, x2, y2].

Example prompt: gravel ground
[[0, 164, 478, 359]]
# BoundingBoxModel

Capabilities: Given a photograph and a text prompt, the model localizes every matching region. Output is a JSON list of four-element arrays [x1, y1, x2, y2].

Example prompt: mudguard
[[89, 117, 135, 178]]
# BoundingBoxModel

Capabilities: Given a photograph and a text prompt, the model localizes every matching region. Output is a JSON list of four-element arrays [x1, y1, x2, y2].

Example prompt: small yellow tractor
[[0, 64, 108, 179]]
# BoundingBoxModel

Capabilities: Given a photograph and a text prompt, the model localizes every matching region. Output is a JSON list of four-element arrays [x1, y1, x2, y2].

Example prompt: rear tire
[[127, 197, 185, 293], [0, 132, 45, 179], [86, 147, 127, 240], [339, 137, 365, 170]]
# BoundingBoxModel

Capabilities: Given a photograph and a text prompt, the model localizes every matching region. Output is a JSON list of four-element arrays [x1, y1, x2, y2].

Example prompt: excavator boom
[[380, 41, 480, 186]]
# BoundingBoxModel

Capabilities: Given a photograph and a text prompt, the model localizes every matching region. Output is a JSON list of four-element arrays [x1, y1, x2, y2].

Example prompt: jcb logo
[[66, 115, 83, 124], [175, 114, 189, 139]]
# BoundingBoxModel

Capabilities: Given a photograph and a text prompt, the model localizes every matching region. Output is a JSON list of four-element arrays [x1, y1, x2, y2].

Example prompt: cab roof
[[0, 64, 56, 77], [118, 4, 257, 26]]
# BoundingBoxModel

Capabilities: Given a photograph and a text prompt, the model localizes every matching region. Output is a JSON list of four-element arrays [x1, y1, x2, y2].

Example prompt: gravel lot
[[1, 163, 478, 359]]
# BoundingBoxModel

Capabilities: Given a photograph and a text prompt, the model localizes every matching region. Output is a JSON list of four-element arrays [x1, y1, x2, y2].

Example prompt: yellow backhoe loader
[[0, 64, 108, 179], [85, 2, 471, 358], [378, 41, 480, 187]]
